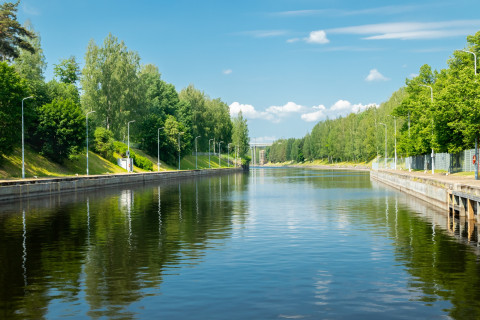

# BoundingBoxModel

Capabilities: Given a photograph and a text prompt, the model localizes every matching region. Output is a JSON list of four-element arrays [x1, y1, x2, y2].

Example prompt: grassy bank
[[0, 147, 239, 180]]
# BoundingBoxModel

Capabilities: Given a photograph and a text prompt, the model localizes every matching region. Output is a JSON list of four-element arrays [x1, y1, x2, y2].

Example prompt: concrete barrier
[[0, 168, 242, 202]]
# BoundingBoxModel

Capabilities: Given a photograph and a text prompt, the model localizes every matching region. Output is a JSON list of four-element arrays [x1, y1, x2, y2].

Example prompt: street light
[[157, 127, 164, 172], [387, 115, 397, 170], [457, 49, 478, 179], [127, 120, 135, 172], [178, 132, 184, 170], [209, 138, 214, 169], [420, 84, 435, 175], [235, 145, 239, 167], [21, 96, 33, 179], [219, 141, 223, 167], [86, 110, 96, 175], [228, 143, 232, 167], [195, 136, 201, 169], [379, 122, 387, 168]]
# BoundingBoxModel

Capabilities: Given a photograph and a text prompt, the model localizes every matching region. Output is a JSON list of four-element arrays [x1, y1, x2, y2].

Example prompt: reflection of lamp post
[[379, 122, 387, 168], [127, 120, 135, 172], [219, 141, 223, 167], [209, 138, 214, 169], [21, 96, 33, 179], [457, 49, 478, 179], [178, 132, 184, 170], [86, 110, 95, 175], [157, 127, 164, 172], [420, 84, 434, 174], [195, 136, 201, 169]]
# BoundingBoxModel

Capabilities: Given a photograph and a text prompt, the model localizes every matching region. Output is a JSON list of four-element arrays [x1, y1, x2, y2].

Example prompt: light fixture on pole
[[178, 132, 184, 170], [157, 127, 164, 172], [209, 138, 214, 169], [195, 136, 201, 169], [86, 110, 96, 175], [379, 122, 387, 168], [127, 120, 135, 172], [21, 96, 33, 179], [420, 84, 435, 175], [228, 143, 232, 167], [219, 141, 223, 167]]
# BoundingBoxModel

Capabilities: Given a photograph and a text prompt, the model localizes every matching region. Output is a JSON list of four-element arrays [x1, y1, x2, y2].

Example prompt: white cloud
[[301, 105, 326, 122], [223, 69, 232, 75], [328, 20, 480, 40], [306, 30, 329, 44], [365, 69, 389, 82], [301, 101, 377, 122], [238, 30, 288, 38], [229, 101, 305, 123], [229, 102, 267, 119], [286, 38, 300, 43], [266, 101, 304, 115]]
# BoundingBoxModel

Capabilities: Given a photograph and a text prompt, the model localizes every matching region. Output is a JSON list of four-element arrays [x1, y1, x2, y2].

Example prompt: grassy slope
[[0, 147, 238, 180]]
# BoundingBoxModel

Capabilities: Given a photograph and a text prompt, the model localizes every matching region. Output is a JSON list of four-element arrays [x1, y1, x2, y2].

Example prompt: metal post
[[228, 143, 232, 167], [86, 110, 95, 175], [209, 139, 213, 168], [127, 120, 135, 172], [379, 122, 387, 168], [219, 141, 223, 167], [157, 127, 164, 172], [21, 96, 33, 179], [178, 132, 184, 170], [420, 84, 434, 174], [195, 136, 200, 169]]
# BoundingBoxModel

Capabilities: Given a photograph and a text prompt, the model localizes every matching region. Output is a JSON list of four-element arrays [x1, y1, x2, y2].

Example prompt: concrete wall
[[0, 168, 242, 202], [370, 170, 450, 210]]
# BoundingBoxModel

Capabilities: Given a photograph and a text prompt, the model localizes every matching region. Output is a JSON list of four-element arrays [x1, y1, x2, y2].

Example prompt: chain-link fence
[[373, 149, 478, 173]]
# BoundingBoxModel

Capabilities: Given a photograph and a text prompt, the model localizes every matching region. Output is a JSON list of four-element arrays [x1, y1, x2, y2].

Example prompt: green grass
[[0, 147, 239, 180]]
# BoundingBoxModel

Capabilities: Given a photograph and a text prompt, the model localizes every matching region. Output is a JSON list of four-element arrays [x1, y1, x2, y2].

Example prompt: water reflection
[[2, 169, 480, 319]]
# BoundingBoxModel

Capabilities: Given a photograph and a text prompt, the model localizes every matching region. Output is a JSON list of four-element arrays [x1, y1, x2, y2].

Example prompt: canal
[[1, 168, 480, 319]]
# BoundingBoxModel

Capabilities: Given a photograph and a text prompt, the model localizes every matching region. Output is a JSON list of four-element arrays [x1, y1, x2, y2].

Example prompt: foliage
[[113, 141, 153, 171], [0, 0, 36, 61], [232, 111, 250, 158], [0, 61, 28, 156], [34, 98, 86, 163], [93, 127, 115, 162], [81, 33, 141, 139], [54, 56, 81, 84]]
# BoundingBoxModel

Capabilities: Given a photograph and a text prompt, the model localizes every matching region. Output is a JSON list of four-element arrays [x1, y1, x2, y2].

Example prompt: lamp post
[[21, 96, 33, 179], [86, 110, 96, 175], [219, 141, 223, 167], [209, 138, 214, 168], [379, 122, 387, 168], [228, 143, 232, 167], [195, 136, 201, 169], [388, 115, 397, 170], [236, 145, 239, 167], [458, 49, 478, 179], [127, 120, 135, 172], [420, 84, 435, 175], [157, 127, 164, 172], [178, 132, 184, 170]]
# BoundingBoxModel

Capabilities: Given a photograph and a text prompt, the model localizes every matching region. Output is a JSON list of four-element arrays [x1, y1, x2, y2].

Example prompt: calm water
[[1, 168, 480, 319]]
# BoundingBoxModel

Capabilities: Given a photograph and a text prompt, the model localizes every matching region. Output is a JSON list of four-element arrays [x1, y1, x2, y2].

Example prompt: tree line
[[0, 1, 249, 169], [267, 31, 480, 164]]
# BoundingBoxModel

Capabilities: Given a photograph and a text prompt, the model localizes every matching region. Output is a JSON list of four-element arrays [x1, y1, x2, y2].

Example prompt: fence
[[373, 149, 478, 173]]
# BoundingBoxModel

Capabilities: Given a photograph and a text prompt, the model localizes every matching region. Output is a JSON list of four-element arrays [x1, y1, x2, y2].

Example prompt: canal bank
[[371, 169, 480, 221], [0, 168, 242, 201]]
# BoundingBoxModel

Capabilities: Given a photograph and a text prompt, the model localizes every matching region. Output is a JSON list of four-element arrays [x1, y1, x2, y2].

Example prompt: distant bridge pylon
[[249, 142, 272, 166]]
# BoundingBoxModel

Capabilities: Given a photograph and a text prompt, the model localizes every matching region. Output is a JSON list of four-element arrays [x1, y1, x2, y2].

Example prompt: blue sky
[[16, 0, 480, 142]]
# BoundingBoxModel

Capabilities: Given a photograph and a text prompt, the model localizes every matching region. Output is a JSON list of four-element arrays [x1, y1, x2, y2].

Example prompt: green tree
[[81, 33, 141, 139], [54, 56, 80, 84], [93, 127, 115, 161], [34, 98, 86, 162], [0, 61, 28, 156], [231, 111, 250, 158], [0, 1, 36, 61]]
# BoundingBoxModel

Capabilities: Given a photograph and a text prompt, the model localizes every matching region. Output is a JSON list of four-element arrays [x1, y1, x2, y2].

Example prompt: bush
[[93, 127, 115, 162], [113, 141, 153, 171]]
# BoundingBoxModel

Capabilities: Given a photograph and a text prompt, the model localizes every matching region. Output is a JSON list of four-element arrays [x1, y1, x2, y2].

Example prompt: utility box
[[118, 158, 134, 172]]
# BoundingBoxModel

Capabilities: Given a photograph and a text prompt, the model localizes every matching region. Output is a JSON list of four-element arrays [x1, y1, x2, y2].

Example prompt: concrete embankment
[[0, 168, 242, 202], [371, 170, 480, 222]]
